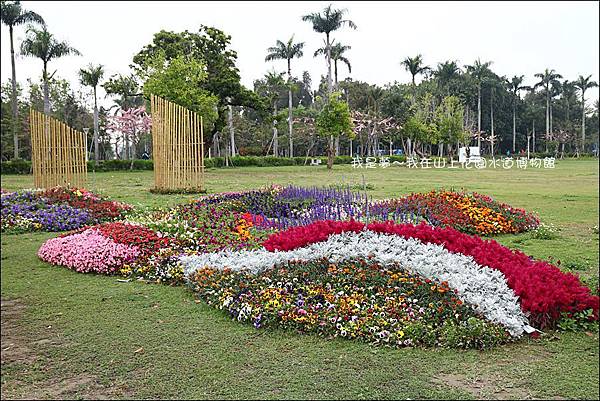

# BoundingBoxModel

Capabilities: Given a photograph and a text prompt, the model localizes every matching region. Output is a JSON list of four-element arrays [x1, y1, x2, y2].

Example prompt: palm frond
[[14, 9, 44, 26]]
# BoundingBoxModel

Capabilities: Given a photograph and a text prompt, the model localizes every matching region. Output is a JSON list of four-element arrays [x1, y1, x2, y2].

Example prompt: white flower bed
[[180, 231, 532, 336]]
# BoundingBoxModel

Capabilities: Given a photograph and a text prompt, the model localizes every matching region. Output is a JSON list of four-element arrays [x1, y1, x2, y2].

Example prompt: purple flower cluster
[[189, 185, 429, 230], [2, 191, 95, 232]]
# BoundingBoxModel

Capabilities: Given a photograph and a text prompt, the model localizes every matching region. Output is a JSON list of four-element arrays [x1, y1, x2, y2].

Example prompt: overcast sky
[[1, 1, 598, 109]]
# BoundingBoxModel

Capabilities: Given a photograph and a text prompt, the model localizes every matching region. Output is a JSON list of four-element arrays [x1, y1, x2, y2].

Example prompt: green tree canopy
[[142, 53, 219, 130], [132, 27, 265, 139]]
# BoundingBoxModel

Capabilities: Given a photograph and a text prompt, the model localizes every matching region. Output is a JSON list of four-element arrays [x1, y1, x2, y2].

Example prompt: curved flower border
[[262, 220, 600, 328], [180, 231, 530, 336]]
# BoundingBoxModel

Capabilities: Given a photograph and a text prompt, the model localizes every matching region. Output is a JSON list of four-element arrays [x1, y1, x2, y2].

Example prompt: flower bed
[[1, 187, 131, 233], [373, 190, 539, 235], [1, 191, 94, 232], [189, 258, 510, 349], [38, 228, 141, 274], [262, 220, 599, 329], [34, 185, 595, 348], [182, 230, 530, 336]]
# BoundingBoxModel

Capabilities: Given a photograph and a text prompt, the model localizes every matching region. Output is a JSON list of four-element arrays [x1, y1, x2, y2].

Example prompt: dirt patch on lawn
[[19, 374, 130, 400], [1, 297, 133, 400], [433, 372, 532, 399], [432, 372, 566, 400], [1, 298, 37, 365]]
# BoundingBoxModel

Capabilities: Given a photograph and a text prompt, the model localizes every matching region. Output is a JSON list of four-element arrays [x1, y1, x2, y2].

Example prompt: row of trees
[[1, 2, 599, 165]]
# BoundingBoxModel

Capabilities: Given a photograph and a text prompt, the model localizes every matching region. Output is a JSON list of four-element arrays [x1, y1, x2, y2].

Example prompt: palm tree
[[315, 41, 351, 87], [434, 60, 460, 96], [1, 0, 44, 159], [534, 68, 562, 147], [465, 59, 493, 148], [265, 35, 304, 157], [261, 70, 286, 157], [574, 74, 598, 153], [302, 4, 356, 96], [401, 54, 430, 89], [505, 75, 530, 152], [79, 63, 104, 163], [21, 26, 81, 115], [560, 80, 577, 123]]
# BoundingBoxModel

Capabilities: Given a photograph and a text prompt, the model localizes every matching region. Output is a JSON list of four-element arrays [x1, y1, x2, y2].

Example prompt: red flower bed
[[262, 220, 599, 328], [263, 219, 364, 251], [95, 222, 175, 260], [41, 187, 132, 221]]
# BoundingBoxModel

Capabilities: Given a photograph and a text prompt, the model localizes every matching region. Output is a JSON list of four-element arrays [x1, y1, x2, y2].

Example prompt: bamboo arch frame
[[29, 109, 87, 189], [150, 95, 205, 193]]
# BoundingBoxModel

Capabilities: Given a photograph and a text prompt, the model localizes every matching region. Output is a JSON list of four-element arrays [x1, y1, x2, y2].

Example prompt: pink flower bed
[[263, 220, 599, 329], [38, 229, 140, 274]]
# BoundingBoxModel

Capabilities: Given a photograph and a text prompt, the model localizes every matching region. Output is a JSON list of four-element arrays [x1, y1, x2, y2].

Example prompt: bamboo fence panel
[[150, 95, 205, 192], [29, 109, 87, 189]]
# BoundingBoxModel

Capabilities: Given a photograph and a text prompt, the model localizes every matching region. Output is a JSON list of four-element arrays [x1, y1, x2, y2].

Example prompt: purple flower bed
[[2, 190, 95, 232], [187, 185, 428, 230]]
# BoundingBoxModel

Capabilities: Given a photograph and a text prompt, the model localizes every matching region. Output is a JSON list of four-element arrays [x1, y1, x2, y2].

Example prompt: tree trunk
[[334, 60, 338, 90], [532, 120, 536, 153], [512, 102, 516, 153], [9, 27, 19, 159], [93, 86, 99, 163], [43, 63, 50, 115], [581, 90, 586, 153], [490, 88, 494, 156], [228, 104, 235, 157], [287, 59, 293, 157], [272, 103, 278, 157], [129, 128, 136, 170], [327, 134, 334, 169], [547, 102, 551, 153], [546, 87, 550, 141], [477, 84, 481, 148], [326, 33, 332, 95]]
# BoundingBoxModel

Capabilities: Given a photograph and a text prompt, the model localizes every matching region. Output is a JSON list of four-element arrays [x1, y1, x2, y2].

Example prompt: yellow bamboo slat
[[149, 95, 205, 192], [29, 108, 87, 189]]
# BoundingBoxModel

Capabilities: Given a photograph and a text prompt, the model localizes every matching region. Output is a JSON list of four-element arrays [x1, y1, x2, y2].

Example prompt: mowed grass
[[1, 159, 598, 399]]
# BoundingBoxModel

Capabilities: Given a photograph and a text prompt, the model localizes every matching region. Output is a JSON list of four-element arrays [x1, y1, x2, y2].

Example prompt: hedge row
[[2, 153, 594, 175], [0, 155, 408, 175]]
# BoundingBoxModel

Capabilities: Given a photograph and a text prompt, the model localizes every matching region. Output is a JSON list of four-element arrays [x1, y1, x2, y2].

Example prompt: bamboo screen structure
[[29, 109, 87, 189], [150, 94, 205, 192]]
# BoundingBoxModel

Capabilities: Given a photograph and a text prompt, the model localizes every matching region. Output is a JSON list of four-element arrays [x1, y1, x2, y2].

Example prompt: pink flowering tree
[[106, 106, 152, 168]]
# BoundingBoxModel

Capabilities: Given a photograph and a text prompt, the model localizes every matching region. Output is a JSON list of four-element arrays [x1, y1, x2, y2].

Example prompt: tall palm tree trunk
[[9, 26, 19, 159], [287, 59, 293, 157], [43, 63, 50, 115], [546, 88, 550, 141], [581, 90, 586, 153], [477, 84, 481, 148], [490, 88, 494, 156], [326, 33, 332, 95], [272, 103, 278, 157], [512, 102, 516, 153], [93, 86, 99, 163], [334, 60, 338, 89], [532, 120, 536, 153]]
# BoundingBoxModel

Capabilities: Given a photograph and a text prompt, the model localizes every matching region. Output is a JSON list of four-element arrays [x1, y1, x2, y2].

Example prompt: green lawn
[[1, 160, 599, 399]]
